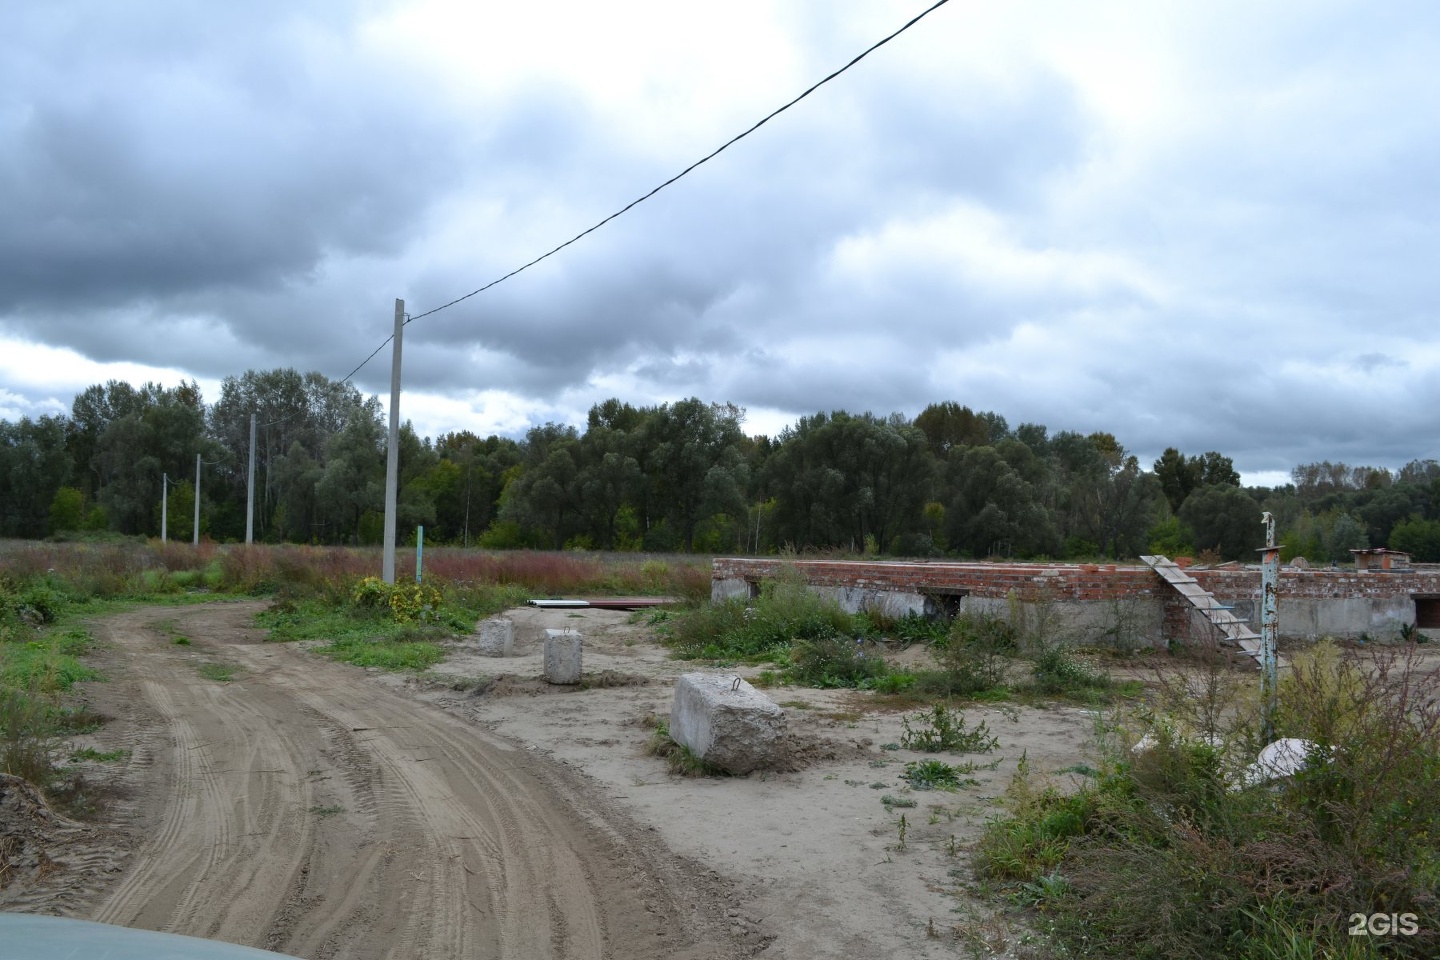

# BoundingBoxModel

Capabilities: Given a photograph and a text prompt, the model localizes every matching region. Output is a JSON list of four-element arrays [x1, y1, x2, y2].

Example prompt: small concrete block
[[543, 628, 582, 684], [475, 617, 513, 657], [669, 673, 786, 775], [1241, 737, 1321, 788]]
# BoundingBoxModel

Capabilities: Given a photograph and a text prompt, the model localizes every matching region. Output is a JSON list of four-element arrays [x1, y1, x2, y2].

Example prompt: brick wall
[[712, 558, 1440, 641], [712, 558, 1159, 602]]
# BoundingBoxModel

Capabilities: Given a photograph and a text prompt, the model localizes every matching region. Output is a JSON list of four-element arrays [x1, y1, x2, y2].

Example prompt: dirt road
[[79, 603, 735, 960]]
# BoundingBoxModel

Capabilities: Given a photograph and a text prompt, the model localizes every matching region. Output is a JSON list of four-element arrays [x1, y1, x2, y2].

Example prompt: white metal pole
[[246, 412, 257, 544], [162, 473, 168, 543], [193, 453, 201, 546], [382, 299, 404, 584]]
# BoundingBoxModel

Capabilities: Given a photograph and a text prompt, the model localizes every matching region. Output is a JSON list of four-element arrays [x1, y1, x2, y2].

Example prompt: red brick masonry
[[714, 558, 1440, 602]]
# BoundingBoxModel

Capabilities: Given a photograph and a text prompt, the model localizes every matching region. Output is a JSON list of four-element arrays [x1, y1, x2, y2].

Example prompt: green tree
[[1048, 432, 1162, 558], [424, 432, 521, 545], [68, 380, 145, 500], [209, 369, 370, 540], [914, 402, 1008, 458], [764, 410, 934, 552], [645, 399, 749, 551], [0, 416, 74, 537], [499, 424, 584, 549], [48, 486, 85, 533], [1178, 485, 1263, 561], [82, 381, 212, 536], [1326, 512, 1369, 561], [314, 402, 386, 543], [1390, 518, 1440, 563], [943, 445, 1055, 558], [1153, 448, 1239, 514]]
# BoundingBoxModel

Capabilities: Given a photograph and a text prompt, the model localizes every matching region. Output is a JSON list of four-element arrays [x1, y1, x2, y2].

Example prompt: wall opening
[[922, 589, 967, 621], [1414, 596, 1440, 630]]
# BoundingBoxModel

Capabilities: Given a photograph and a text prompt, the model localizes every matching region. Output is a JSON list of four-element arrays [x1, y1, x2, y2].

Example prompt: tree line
[[3, 372, 1438, 562]]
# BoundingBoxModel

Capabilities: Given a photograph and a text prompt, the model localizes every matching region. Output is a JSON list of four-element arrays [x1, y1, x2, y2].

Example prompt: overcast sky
[[3, 0, 1436, 485]]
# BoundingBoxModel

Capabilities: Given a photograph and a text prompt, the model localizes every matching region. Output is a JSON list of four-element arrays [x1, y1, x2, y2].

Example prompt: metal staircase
[[1141, 555, 1270, 666]]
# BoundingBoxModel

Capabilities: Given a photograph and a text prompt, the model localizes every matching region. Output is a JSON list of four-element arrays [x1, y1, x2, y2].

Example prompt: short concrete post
[[476, 618, 513, 657], [543, 628, 582, 684]]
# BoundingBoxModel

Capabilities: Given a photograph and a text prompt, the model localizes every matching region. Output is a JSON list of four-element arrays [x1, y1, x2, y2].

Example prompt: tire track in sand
[[86, 604, 728, 960]]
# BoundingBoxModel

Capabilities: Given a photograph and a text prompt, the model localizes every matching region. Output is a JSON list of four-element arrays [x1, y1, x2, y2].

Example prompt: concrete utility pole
[[193, 454, 202, 547], [382, 299, 404, 584], [1259, 511, 1280, 740], [161, 474, 169, 543], [246, 412, 257, 544]]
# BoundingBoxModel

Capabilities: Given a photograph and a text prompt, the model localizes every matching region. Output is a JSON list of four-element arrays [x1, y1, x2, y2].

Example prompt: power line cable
[[339, 331, 398, 386], [335, 0, 954, 386], [405, 0, 951, 327]]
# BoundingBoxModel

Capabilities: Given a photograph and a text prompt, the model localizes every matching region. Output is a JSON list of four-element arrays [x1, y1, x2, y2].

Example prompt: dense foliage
[[976, 643, 1440, 959], [2, 370, 1437, 560]]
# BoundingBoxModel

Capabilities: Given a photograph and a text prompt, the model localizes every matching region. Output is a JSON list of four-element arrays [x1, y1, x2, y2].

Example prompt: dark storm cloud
[[387, 59, 1090, 405], [0, 1, 463, 317], [3, 0, 1437, 479]]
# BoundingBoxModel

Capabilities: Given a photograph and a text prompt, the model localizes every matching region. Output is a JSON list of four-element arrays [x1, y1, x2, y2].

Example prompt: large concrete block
[[543, 629, 582, 684], [475, 617, 513, 657], [669, 673, 786, 775]]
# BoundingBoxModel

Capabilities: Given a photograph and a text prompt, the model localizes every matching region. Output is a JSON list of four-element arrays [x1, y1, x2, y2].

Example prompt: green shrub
[[665, 571, 857, 661], [1031, 643, 1113, 696], [900, 703, 998, 753], [387, 583, 443, 623], [924, 611, 1015, 695], [976, 643, 1440, 959], [0, 689, 62, 788], [787, 635, 891, 689], [901, 758, 976, 790]]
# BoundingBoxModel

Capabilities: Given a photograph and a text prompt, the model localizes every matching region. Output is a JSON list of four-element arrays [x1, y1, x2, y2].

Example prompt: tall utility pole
[[161, 474, 169, 543], [246, 412, 257, 544], [382, 299, 404, 584], [194, 454, 202, 546], [1259, 511, 1280, 741]]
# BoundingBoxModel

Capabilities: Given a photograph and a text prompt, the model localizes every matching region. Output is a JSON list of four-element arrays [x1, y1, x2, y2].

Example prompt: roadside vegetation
[[0, 539, 710, 803], [974, 641, 1440, 959], [0, 568, 106, 815]]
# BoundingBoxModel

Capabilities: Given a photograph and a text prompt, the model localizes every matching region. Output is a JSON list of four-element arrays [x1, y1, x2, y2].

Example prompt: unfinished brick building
[[712, 557, 1440, 647]]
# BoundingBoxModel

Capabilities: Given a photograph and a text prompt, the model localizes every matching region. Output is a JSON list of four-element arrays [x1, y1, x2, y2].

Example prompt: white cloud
[[0, 336, 224, 411]]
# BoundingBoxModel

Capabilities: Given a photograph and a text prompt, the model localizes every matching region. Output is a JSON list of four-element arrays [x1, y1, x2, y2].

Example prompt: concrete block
[[475, 617, 513, 657], [543, 628, 582, 684], [669, 673, 786, 775], [1241, 737, 1322, 788]]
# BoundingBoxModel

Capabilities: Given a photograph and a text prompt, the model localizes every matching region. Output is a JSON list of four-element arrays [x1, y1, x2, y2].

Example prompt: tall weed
[[976, 642, 1440, 959], [666, 570, 855, 661]]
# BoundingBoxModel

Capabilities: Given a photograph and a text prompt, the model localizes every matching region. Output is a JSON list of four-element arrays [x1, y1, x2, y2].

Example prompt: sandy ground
[[0, 601, 1110, 959]]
